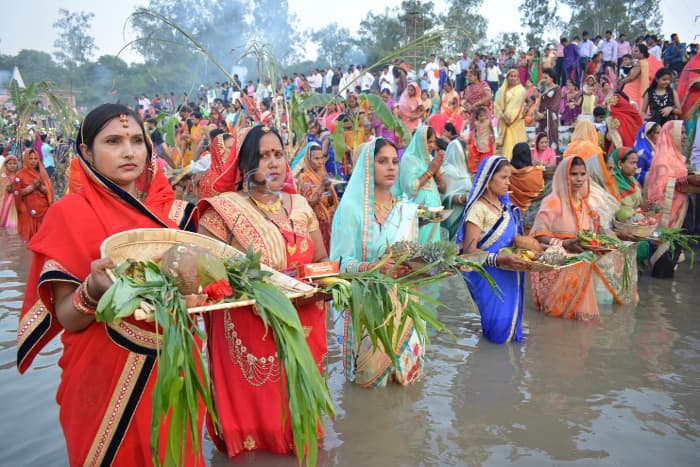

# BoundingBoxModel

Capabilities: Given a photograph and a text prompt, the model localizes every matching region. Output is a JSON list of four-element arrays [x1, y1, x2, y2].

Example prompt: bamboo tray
[[679, 184, 700, 194], [613, 219, 657, 239], [100, 228, 317, 312]]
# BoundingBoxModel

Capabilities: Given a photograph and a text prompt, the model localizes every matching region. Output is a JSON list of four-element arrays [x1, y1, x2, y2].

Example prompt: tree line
[[0, 0, 662, 111]]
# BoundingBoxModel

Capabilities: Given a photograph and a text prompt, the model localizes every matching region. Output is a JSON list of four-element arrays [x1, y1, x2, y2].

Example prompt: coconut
[[160, 243, 228, 295]]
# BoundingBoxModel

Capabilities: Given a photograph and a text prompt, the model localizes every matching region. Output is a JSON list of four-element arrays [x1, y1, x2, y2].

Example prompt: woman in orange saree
[[198, 125, 328, 459], [563, 119, 603, 160], [13, 148, 54, 242], [16, 104, 200, 466], [509, 142, 544, 213], [530, 156, 601, 320], [294, 142, 339, 252]]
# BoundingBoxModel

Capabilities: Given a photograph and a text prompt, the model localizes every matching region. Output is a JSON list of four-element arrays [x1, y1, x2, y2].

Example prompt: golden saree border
[[84, 352, 154, 466], [16, 300, 52, 370], [213, 192, 287, 270]]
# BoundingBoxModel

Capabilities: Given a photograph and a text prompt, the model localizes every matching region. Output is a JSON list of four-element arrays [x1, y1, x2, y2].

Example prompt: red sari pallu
[[16, 154, 201, 467]]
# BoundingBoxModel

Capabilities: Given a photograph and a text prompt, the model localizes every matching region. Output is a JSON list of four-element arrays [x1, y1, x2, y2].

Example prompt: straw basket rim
[[100, 228, 316, 311], [613, 219, 657, 238]]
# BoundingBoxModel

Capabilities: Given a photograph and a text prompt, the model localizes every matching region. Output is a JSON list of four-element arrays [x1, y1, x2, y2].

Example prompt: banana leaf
[[357, 93, 410, 145], [163, 114, 179, 147], [330, 122, 346, 164]]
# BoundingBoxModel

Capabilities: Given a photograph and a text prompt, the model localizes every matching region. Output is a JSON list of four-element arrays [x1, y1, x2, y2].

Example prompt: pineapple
[[389, 240, 422, 259]]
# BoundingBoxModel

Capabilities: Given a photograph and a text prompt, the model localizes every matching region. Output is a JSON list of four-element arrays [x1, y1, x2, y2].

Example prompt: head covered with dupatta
[[456, 155, 519, 245], [213, 124, 296, 195], [330, 137, 404, 265], [531, 156, 595, 239]]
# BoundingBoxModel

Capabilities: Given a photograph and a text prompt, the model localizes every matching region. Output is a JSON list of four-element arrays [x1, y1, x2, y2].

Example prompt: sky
[[0, 0, 697, 64]]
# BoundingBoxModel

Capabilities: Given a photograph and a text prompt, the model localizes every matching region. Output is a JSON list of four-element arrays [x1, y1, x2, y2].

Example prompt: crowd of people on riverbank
[[4, 28, 700, 466]]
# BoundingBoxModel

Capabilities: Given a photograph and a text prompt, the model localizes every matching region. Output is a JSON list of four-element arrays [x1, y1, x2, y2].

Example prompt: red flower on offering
[[203, 280, 233, 302]]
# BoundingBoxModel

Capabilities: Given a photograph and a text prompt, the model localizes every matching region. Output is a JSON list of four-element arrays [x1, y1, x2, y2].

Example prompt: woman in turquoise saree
[[330, 138, 424, 387], [457, 156, 532, 344], [399, 125, 444, 244], [441, 136, 472, 241]]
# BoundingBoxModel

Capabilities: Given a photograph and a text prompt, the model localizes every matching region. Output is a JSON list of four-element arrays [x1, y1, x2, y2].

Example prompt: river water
[[1, 227, 698, 466]]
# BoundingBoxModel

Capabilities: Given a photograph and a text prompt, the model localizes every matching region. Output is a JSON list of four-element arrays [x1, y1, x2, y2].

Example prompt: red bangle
[[73, 287, 96, 315]]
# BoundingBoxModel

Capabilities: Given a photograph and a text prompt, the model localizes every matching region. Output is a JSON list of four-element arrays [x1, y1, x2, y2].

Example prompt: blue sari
[[456, 156, 524, 344], [633, 122, 658, 186], [330, 138, 423, 387]]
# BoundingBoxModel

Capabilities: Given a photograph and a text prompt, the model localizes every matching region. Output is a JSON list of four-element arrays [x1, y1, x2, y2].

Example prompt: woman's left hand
[[660, 106, 673, 117]]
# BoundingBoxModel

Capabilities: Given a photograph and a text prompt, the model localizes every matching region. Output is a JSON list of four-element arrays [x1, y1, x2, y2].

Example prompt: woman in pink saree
[[398, 82, 425, 133]]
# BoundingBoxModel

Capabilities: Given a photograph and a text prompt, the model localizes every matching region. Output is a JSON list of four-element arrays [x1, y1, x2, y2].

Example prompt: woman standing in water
[[16, 104, 201, 466], [13, 148, 53, 242]]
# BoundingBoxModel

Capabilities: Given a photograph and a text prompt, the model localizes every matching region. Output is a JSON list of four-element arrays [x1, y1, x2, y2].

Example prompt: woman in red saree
[[605, 92, 643, 153], [13, 148, 54, 242], [463, 69, 493, 127], [16, 104, 200, 466], [198, 132, 234, 199], [198, 125, 328, 459], [530, 156, 601, 320]]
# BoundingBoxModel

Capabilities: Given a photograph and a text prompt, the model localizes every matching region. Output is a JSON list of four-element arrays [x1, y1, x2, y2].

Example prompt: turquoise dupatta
[[330, 138, 417, 272], [399, 125, 442, 244]]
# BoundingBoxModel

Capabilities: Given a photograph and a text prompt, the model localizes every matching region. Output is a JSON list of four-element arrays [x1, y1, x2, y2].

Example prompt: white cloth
[[649, 44, 663, 61], [189, 154, 211, 174], [600, 39, 618, 62]]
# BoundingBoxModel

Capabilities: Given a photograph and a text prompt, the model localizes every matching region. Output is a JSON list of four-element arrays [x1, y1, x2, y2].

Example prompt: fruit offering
[[615, 207, 658, 226]]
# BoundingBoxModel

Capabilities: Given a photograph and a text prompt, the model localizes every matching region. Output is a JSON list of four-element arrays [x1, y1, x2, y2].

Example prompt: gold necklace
[[250, 194, 282, 213], [481, 195, 502, 211], [374, 196, 396, 211]]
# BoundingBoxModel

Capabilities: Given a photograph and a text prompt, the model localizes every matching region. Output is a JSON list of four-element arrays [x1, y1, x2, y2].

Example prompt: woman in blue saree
[[399, 125, 445, 244], [457, 156, 533, 344], [330, 137, 424, 387], [632, 121, 660, 186]]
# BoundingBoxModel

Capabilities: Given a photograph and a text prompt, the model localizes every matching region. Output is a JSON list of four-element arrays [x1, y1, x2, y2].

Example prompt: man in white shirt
[[360, 66, 374, 93], [457, 52, 471, 75], [647, 35, 663, 61], [577, 31, 594, 82], [378, 65, 394, 94], [599, 30, 618, 75], [324, 67, 334, 94], [425, 54, 440, 93]]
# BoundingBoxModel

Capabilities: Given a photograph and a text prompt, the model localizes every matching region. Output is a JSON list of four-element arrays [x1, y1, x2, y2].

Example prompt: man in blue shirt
[[40, 133, 54, 178], [664, 33, 685, 76], [577, 31, 594, 85]]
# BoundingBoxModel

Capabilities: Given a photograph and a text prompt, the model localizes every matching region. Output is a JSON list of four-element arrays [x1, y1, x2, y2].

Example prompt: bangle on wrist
[[73, 286, 96, 316], [83, 275, 100, 305], [485, 253, 498, 267]]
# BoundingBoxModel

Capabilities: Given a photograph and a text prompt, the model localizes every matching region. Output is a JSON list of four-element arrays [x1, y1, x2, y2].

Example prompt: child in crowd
[[618, 55, 633, 80], [467, 106, 495, 172], [593, 106, 608, 147]]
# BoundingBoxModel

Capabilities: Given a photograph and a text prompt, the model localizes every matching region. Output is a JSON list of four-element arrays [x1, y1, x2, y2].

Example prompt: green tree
[[12, 50, 65, 85], [519, 0, 563, 50], [491, 32, 523, 53], [357, 9, 405, 65], [310, 23, 357, 68], [561, 0, 663, 39], [441, 0, 488, 54], [53, 9, 98, 70]]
